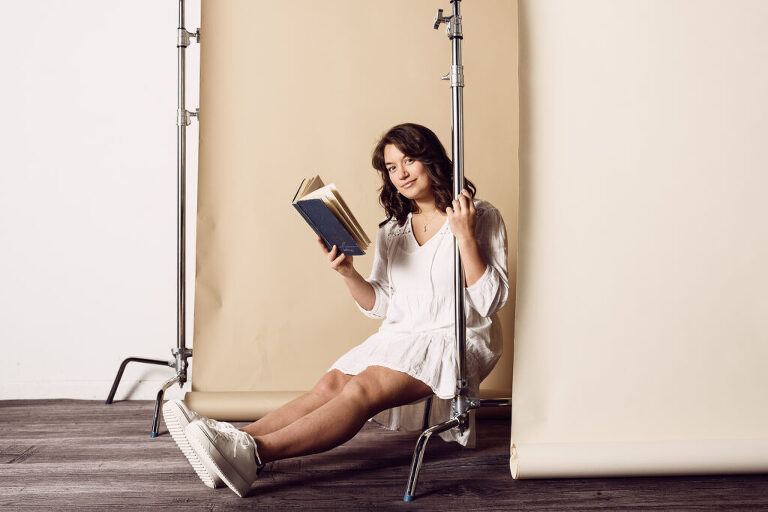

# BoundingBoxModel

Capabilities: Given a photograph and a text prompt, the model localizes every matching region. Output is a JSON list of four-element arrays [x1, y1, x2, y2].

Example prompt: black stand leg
[[150, 374, 182, 437], [104, 353, 190, 438], [105, 357, 171, 405]]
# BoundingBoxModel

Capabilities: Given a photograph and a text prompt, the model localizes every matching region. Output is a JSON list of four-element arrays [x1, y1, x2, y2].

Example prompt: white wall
[[0, 1, 200, 400]]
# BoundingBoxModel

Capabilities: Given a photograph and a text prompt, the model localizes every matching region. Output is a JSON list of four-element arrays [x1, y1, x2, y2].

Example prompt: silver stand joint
[[172, 347, 193, 374], [433, 8, 462, 39], [177, 108, 199, 127], [440, 65, 464, 87], [177, 27, 200, 47]]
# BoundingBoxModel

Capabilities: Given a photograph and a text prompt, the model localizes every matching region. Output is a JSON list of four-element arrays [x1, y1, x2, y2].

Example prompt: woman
[[164, 122, 509, 497]]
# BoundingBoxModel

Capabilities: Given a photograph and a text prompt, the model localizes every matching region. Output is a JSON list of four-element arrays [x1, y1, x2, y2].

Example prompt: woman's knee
[[338, 375, 379, 409], [311, 369, 352, 401], [339, 366, 432, 413]]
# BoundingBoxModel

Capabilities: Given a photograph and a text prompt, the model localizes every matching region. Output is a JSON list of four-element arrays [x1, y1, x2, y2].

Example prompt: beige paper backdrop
[[512, 0, 768, 478], [189, 1, 518, 419]]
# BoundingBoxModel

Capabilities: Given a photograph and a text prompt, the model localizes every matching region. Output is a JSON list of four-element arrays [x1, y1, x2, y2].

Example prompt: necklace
[[414, 209, 442, 233]]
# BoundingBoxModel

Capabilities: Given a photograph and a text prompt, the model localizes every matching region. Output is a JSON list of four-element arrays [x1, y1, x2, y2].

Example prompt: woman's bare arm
[[318, 237, 376, 311]]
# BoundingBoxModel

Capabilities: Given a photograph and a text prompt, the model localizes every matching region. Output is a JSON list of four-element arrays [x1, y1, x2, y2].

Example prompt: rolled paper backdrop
[[187, 389, 514, 422], [512, 0, 768, 478], [510, 440, 768, 479], [185, 391, 304, 421], [188, 2, 518, 423]]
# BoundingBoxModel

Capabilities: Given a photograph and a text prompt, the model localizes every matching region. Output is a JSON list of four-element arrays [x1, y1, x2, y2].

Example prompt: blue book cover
[[293, 199, 365, 256]]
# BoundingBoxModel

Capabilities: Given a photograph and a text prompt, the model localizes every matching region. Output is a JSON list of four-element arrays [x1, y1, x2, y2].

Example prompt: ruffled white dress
[[328, 199, 509, 447]]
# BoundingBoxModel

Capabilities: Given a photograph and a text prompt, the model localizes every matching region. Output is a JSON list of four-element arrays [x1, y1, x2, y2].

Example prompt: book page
[[296, 175, 324, 201], [302, 183, 369, 248], [321, 196, 366, 248], [300, 184, 362, 246], [323, 192, 367, 247], [330, 185, 371, 245]]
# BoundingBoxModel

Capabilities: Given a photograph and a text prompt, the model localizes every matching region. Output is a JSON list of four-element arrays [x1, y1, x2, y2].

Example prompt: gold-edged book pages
[[294, 175, 371, 251]]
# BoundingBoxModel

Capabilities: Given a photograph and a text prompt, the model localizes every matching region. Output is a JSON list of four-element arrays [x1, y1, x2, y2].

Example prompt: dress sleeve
[[355, 222, 391, 319], [465, 205, 510, 318]]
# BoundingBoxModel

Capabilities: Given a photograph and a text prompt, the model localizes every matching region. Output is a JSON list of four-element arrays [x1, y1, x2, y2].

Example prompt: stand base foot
[[402, 395, 512, 500], [150, 374, 183, 438], [106, 355, 188, 437], [404, 416, 461, 501]]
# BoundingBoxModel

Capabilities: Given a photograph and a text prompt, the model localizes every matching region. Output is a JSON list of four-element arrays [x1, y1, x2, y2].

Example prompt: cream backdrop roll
[[188, 1, 518, 422], [512, 0, 768, 478]]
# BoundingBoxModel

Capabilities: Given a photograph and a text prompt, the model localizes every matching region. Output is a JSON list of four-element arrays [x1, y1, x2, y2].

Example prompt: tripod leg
[[404, 416, 461, 502], [105, 357, 170, 404], [421, 395, 434, 432], [478, 398, 511, 408], [150, 374, 181, 438]]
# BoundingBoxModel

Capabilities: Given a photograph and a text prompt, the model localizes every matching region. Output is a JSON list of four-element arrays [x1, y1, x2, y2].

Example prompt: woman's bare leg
[[241, 370, 353, 437], [253, 365, 433, 463]]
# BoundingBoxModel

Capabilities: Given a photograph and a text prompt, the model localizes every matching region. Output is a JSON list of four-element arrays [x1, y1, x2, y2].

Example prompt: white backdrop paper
[[511, 0, 768, 478]]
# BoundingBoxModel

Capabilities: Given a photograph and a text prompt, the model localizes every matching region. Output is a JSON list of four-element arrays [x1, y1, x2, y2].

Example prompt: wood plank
[[0, 400, 767, 511]]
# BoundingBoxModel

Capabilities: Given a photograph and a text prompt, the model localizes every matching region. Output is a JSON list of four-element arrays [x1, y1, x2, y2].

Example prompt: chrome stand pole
[[403, 1, 511, 500], [105, 0, 199, 438]]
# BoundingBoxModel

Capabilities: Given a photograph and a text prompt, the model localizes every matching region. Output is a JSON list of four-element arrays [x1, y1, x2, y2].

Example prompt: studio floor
[[1, 400, 767, 511]]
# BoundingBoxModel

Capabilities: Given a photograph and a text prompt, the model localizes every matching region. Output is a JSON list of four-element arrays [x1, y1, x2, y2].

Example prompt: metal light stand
[[105, 0, 200, 438], [403, 0, 512, 500]]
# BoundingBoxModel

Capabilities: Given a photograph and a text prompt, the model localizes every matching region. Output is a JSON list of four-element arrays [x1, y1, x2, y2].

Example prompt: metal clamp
[[177, 27, 200, 47], [171, 347, 193, 381], [177, 108, 199, 126], [433, 9, 463, 39], [441, 64, 464, 87], [467, 398, 482, 410], [447, 15, 462, 39], [433, 8, 450, 29]]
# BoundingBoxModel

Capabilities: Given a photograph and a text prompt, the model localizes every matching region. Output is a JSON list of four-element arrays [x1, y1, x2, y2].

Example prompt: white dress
[[328, 199, 509, 447]]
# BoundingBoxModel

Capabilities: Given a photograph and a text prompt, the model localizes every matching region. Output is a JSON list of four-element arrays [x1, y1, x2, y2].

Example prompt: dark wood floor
[[1, 400, 767, 511]]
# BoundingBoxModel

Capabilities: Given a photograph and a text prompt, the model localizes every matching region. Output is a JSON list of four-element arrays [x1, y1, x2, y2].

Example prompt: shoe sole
[[162, 400, 219, 489], [186, 421, 253, 498]]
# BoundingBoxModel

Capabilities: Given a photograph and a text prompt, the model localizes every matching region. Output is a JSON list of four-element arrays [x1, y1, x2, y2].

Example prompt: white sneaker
[[185, 418, 264, 498], [162, 399, 223, 488]]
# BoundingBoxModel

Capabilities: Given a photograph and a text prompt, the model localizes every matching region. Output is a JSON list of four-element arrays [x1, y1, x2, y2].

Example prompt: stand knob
[[433, 8, 444, 29]]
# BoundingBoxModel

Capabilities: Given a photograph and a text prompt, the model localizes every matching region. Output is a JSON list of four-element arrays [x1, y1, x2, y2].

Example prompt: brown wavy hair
[[371, 123, 477, 227]]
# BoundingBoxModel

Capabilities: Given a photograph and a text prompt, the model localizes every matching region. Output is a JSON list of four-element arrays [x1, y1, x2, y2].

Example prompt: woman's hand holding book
[[318, 236, 356, 277]]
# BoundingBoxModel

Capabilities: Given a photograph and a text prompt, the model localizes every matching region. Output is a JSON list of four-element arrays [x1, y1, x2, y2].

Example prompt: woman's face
[[384, 144, 433, 202]]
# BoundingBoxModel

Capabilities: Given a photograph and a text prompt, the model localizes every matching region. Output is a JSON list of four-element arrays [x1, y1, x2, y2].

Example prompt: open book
[[292, 175, 371, 255]]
